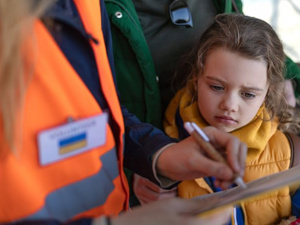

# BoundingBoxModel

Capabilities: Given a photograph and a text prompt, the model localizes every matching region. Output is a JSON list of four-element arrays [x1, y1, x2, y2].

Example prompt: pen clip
[[191, 122, 209, 142]]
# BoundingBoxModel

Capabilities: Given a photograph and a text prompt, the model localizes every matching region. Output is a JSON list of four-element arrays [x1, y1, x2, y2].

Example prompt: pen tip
[[235, 176, 247, 189]]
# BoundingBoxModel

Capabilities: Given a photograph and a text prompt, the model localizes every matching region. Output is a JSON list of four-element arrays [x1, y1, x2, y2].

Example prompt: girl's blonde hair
[[0, 0, 53, 152], [178, 13, 300, 133]]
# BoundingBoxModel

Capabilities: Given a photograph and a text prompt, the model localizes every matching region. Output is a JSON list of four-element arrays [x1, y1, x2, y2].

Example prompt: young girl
[[164, 13, 300, 225]]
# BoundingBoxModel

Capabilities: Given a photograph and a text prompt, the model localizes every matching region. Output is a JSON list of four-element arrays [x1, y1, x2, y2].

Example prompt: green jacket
[[105, 0, 162, 128]]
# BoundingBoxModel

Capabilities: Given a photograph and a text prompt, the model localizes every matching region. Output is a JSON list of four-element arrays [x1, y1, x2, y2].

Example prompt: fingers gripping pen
[[184, 122, 246, 189]]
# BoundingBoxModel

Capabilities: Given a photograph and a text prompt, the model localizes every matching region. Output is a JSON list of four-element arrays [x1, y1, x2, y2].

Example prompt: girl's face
[[196, 48, 268, 132]]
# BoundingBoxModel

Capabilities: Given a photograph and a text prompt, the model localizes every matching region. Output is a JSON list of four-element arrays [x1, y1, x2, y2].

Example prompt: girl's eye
[[242, 92, 256, 99], [210, 85, 224, 91]]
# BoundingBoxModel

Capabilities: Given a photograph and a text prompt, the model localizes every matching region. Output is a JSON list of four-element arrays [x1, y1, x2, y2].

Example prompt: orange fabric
[[0, 0, 128, 222], [74, 0, 125, 154], [74, 0, 128, 210]]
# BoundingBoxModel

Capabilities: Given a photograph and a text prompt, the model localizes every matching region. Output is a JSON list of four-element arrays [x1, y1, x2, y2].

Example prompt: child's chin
[[215, 125, 236, 133]]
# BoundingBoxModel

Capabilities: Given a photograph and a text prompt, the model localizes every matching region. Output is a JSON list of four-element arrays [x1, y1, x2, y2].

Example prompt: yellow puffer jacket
[[164, 82, 292, 225]]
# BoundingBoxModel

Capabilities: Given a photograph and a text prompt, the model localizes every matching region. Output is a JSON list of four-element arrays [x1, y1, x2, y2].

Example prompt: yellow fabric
[[164, 82, 292, 225]]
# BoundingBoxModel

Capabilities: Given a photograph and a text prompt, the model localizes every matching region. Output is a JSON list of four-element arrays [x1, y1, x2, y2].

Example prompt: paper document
[[194, 165, 300, 214]]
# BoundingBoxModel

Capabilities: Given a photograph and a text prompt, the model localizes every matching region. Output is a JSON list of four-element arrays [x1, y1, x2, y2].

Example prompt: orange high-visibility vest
[[0, 0, 129, 222]]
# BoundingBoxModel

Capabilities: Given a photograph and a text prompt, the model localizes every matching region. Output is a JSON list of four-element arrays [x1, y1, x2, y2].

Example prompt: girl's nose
[[219, 94, 239, 112]]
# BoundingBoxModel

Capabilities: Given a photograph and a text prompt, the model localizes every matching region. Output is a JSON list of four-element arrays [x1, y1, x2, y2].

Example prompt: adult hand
[[106, 198, 232, 225], [133, 173, 177, 205], [156, 126, 247, 189]]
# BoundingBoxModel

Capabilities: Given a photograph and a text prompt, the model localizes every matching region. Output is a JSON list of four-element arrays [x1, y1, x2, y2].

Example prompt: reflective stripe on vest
[[25, 148, 119, 222], [0, 0, 129, 222]]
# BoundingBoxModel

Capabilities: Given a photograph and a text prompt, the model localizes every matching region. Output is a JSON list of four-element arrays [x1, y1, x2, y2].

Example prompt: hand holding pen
[[156, 125, 247, 187], [184, 122, 247, 189]]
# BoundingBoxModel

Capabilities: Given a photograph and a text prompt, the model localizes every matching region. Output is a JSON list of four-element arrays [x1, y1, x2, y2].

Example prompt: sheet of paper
[[193, 165, 300, 214]]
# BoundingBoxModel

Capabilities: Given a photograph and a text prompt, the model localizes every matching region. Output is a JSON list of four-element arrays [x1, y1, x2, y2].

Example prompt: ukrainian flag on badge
[[59, 133, 87, 155]]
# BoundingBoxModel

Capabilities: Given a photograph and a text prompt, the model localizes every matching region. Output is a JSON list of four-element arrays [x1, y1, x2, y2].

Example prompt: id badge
[[37, 112, 108, 166]]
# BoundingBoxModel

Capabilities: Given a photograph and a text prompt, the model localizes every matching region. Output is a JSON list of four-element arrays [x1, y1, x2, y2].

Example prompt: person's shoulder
[[269, 130, 290, 145], [268, 130, 291, 158]]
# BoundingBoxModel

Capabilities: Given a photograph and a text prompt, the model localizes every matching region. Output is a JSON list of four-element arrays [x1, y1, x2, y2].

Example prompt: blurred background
[[243, 0, 300, 64]]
